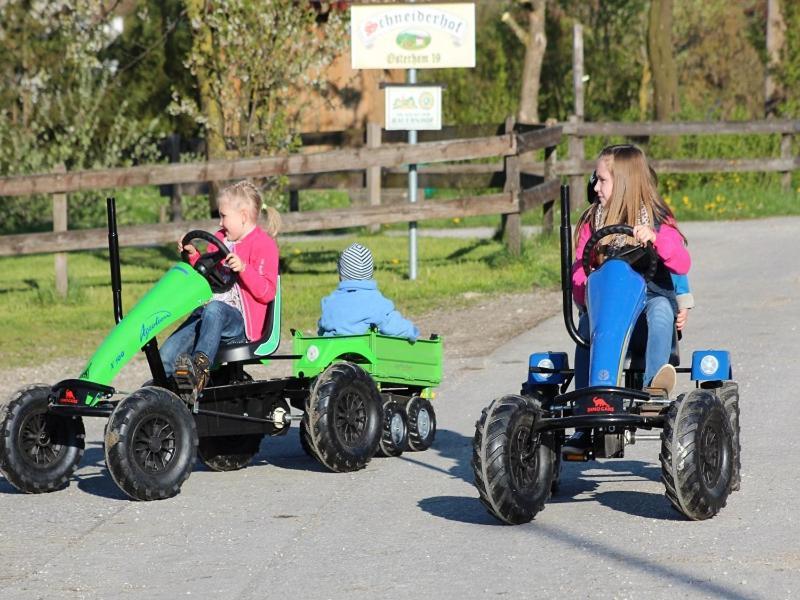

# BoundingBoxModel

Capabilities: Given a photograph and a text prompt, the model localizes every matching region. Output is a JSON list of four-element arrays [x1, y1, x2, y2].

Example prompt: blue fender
[[586, 259, 647, 387]]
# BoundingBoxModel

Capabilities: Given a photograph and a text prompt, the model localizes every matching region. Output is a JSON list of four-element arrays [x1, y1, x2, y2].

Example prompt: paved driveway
[[1, 217, 798, 599]]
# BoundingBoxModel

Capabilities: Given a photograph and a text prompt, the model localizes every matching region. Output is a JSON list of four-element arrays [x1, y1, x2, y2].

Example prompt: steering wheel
[[181, 230, 234, 293], [581, 224, 658, 281]]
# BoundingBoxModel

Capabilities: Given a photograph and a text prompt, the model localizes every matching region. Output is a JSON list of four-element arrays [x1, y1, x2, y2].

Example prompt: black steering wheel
[[581, 224, 658, 281], [181, 230, 234, 293]]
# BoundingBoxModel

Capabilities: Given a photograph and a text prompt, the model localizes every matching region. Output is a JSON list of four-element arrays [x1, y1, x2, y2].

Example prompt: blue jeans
[[159, 301, 246, 376], [574, 294, 674, 388]]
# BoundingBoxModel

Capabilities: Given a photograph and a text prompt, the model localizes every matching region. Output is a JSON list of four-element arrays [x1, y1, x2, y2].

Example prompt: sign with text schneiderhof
[[385, 85, 442, 130], [351, 3, 476, 69]]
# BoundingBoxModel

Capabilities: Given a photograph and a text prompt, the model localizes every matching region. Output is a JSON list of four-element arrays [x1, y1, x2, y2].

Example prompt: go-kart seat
[[214, 276, 282, 365]]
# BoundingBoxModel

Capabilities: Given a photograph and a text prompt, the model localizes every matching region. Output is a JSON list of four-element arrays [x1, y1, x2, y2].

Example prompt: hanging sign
[[351, 3, 476, 69], [385, 85, 442, 130]]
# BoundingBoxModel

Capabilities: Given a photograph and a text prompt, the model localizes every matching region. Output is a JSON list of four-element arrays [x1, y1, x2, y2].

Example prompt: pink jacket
[[571, 220, 691, 307], [190, 226, 279, 341]]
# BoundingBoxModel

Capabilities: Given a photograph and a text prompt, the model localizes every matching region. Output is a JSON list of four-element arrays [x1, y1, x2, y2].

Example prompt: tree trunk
[[517, 1, 547, 124], [647, 0, 679, 121], [185, 0, 226, 216], [766, 0, 786, 117]]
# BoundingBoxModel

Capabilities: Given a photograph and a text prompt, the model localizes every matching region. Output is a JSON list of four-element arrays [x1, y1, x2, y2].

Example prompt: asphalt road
[[1, 217, 798, 600]]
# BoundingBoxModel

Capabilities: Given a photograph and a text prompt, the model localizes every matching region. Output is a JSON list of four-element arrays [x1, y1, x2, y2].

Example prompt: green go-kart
[[0, 199, 442, 500]]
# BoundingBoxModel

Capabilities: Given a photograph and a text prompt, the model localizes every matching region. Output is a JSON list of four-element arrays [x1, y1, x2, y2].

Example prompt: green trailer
[[293, 330, 443, 459]]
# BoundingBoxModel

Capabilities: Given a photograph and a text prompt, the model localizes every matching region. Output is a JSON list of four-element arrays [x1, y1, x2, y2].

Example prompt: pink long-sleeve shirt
[[190, 226, 279, 341], [571, 220, 691, 307]]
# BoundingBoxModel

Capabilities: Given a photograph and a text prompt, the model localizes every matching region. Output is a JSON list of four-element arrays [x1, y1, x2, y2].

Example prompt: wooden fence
[[0, 117, 797, 278], [0, 123, 563, 267]]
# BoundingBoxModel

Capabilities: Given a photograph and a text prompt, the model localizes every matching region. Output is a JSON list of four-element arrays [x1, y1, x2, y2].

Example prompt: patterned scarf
[[593, 202, 650, 249]]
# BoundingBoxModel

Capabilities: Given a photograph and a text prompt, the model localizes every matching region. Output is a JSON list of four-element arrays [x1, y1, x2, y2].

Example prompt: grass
[[0, 233, 560, 368]]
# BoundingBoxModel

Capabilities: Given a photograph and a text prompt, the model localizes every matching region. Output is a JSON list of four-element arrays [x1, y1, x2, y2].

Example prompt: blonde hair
[[218, 180, 282, 238], [575, 144, 684, 247]]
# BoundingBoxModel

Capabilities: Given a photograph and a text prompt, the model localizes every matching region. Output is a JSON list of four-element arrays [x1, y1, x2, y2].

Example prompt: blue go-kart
[[472, 185, 741, 524]]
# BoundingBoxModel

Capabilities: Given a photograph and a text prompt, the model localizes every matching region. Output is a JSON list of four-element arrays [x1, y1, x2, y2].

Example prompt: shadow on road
[[418, 495, 504, 526]]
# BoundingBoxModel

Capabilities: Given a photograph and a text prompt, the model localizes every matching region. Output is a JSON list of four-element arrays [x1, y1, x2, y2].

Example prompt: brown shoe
[[174, 352, 211, 401], [648, 364, 676, 396]]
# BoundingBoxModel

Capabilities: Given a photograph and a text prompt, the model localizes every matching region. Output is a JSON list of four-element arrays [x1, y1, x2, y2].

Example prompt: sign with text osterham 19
[[385, 85, 442, 130], [351, 3, 476, 70]]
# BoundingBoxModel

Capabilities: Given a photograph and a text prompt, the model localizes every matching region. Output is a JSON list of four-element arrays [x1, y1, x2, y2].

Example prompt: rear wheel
[[305, 362, 382, 472], [105, 386, 197, 501], [376, 397, 408, 457], [660, 389, 733, 520], [0, 385, 85, 493], [197, 434, 263, 471], [718, 382, 741, 492], [406, 396, 436, 451], [472, 395, 556, 525]]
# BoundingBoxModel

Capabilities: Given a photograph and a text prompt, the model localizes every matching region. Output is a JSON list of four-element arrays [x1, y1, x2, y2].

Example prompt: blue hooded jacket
[[317, 279, 419, 341]]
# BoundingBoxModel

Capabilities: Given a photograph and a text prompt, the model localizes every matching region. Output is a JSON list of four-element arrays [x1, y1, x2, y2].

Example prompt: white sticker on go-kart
[[700, 355, 719, 376], [306, 345, 320, 362]]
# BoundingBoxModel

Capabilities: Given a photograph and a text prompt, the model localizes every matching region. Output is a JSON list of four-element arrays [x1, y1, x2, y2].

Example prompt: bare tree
[[766, 0, 786, 116], [502, 0, 547, 124], [647, 0, 679, 120]]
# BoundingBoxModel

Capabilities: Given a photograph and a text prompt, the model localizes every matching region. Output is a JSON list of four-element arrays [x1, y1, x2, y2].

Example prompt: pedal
[[172, 367, 198, 405], [562, 449, 593, 462]]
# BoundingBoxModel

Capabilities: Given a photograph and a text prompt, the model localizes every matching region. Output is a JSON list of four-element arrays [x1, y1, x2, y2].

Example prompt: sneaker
[[174, 352, 211, 400], [648, 364, 677, 396], [562, 429, 592, 456]]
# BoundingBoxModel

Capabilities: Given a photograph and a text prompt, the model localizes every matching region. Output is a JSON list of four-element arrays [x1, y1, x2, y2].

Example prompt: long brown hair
[[574, 144, 685, 248]]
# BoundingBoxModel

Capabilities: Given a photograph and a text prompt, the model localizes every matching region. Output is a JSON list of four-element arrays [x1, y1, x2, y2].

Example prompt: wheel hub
[[20, 413, 63, 466], [132, 415, 176, 474]]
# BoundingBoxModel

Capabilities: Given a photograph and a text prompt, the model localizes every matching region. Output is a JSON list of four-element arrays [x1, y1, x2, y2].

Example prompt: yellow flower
[[292, 248, 301, 255], [664, 195, 672, 205], [452, 217, 461, 224], [391, 258, 400, 265], [681, 196, 690, 206]]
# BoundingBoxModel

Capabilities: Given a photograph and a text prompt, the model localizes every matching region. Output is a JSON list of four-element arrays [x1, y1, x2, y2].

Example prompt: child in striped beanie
[[317, 242, 419, 340]]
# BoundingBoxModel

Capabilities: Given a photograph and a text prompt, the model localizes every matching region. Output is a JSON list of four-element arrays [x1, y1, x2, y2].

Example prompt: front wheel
[[472, 395, 556, 525], [197, 434, 263, 472], [105, 386, 197, 501], [305, 362, 382, 472], [0, 385, 85, 493], [660, 389, 733, 520], [718, 382, 741, 492]]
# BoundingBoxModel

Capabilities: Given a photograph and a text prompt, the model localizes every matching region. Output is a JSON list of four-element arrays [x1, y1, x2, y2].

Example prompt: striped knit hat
[[338, 243, 374, 281]]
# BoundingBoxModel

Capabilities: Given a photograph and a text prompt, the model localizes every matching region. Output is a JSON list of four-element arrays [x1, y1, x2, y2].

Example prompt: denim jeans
[[159, 301, 246, 376], [574, 294, 674, 389]]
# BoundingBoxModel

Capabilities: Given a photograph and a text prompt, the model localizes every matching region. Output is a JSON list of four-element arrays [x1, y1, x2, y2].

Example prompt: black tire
[[197, 434, 263, 471], [376, 397, 408, 458], [472, 395, 556, 525], [104, 386, 197, 501], [718, 382, 741, 492], [0, 385, 85, 493], [660, 389, 733, 520], [406, 395, 436, 451], [305, 362, 382, 472], [298, 416, 319, 460]]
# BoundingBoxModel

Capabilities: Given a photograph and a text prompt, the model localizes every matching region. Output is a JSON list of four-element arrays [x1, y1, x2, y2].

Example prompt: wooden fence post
[[542, 145, 557, 234], [502, 116, 521, 255], [53, 163, 68, 298], [781, 133, 793, 191], [567, 116, 585, 209], [366, 122, 382, 233]]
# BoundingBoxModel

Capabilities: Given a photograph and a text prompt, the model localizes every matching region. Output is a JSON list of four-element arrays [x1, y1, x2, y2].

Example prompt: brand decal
[[60, 389, 78, 404], [598, 369, 610, 381], [140, 310, 171, 343], [110, 350, 125, 371], [360, 8, 467, 48], [587, 397, 615, 413], [79, 363, 92, 379]]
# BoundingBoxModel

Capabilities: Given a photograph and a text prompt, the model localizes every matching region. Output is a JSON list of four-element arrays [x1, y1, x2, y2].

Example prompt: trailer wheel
[[376, 397, 408, 457], [406, 395, 436, 451], [306, 362, 381, 472], [0, 385, 85, 493], [472, 395, 555, 525], [105, 386, 197, 501], [718, 382, 741, 492], [197, 434, 263, 471], [660, 389, 733, 520]]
